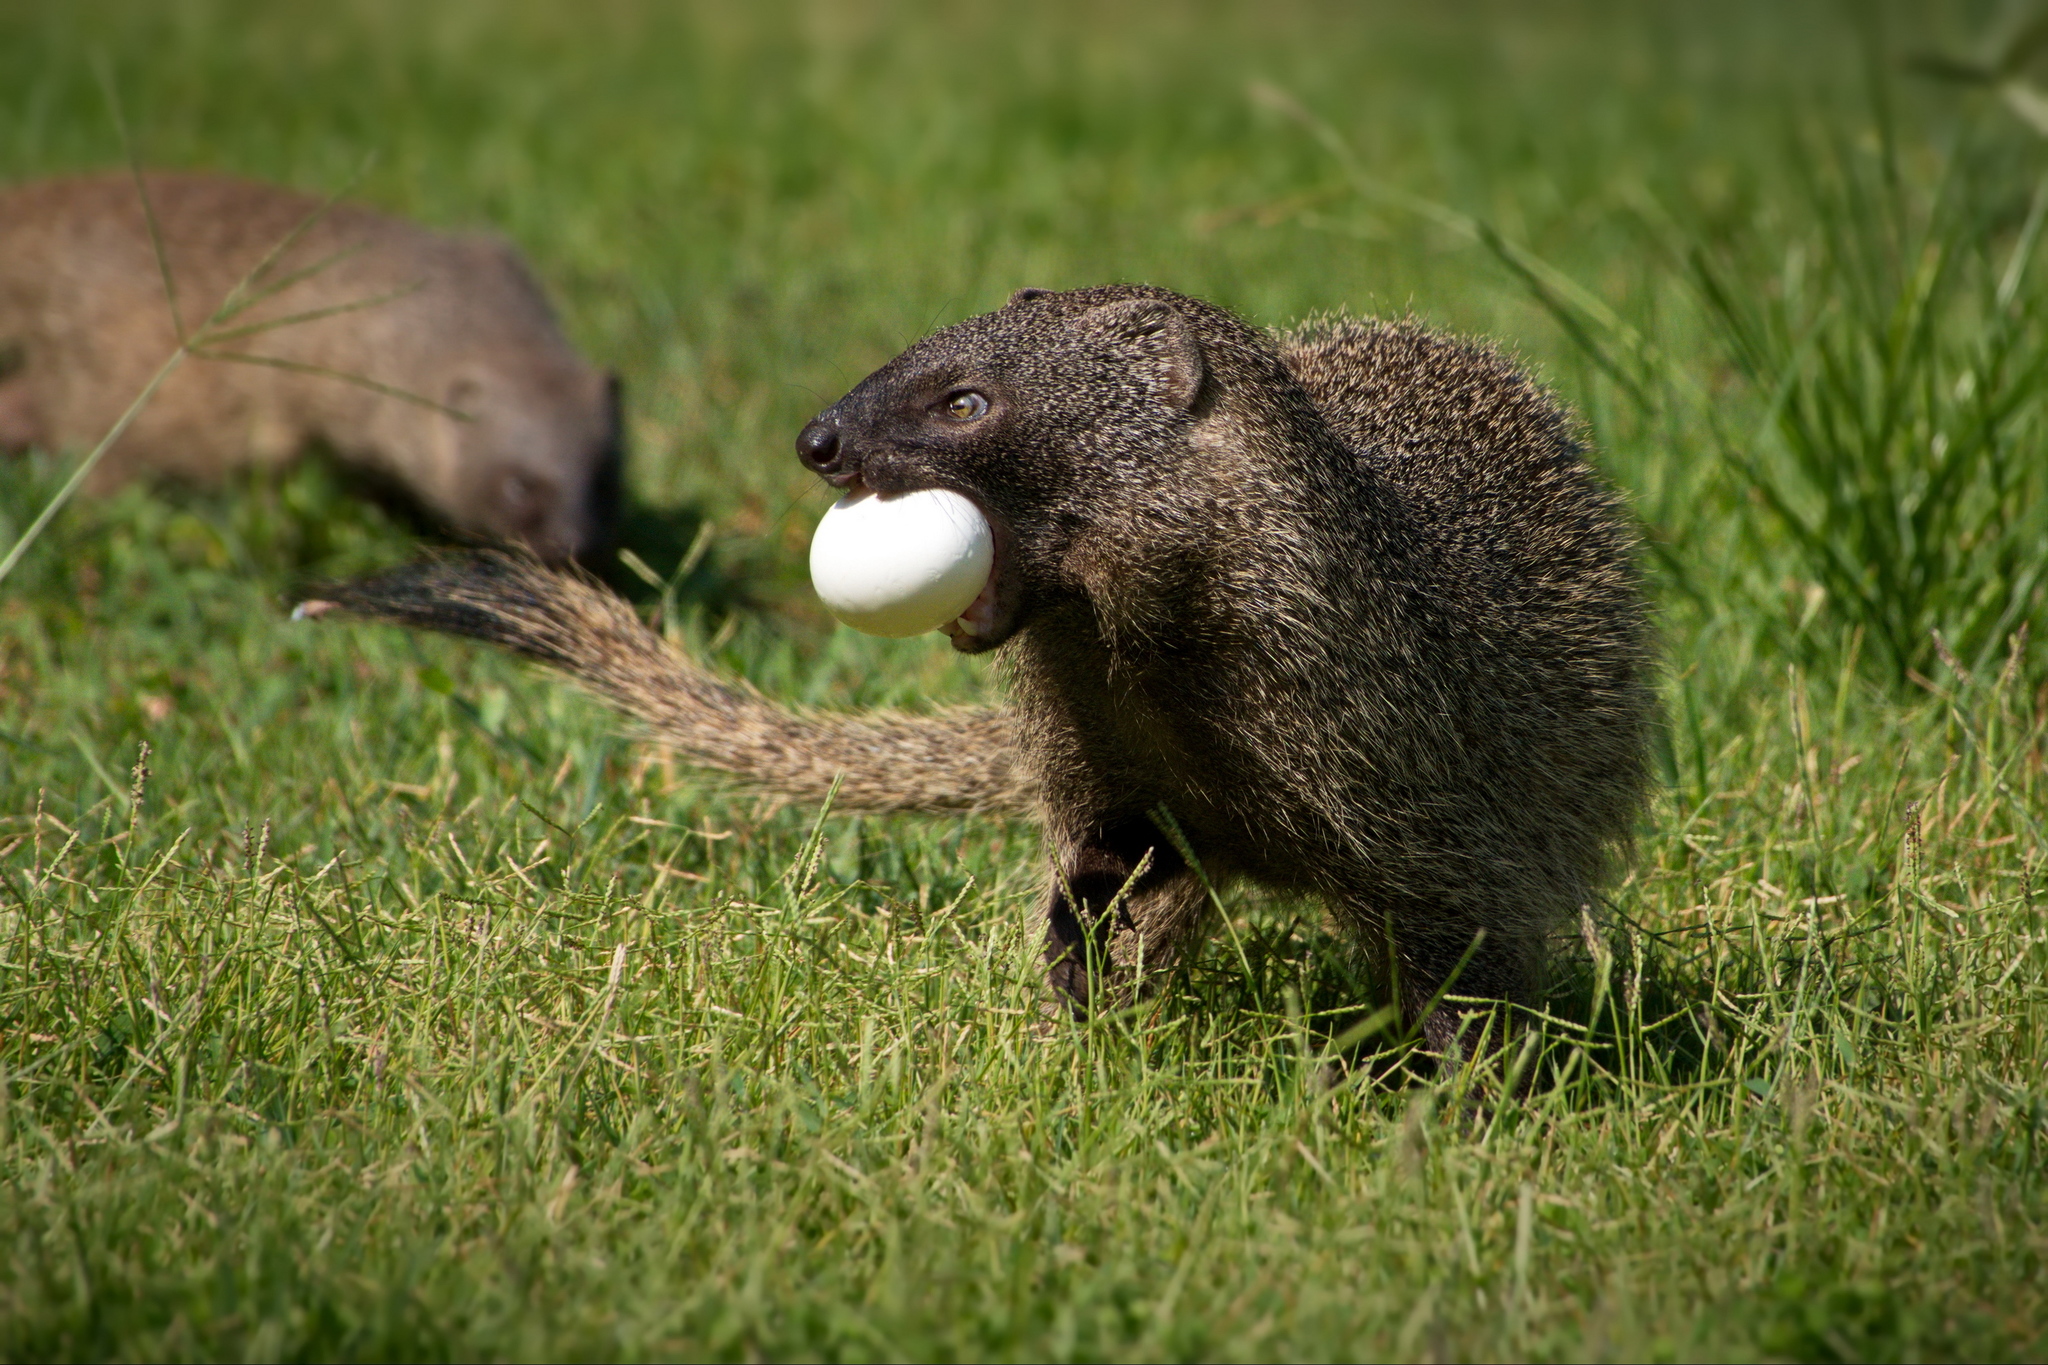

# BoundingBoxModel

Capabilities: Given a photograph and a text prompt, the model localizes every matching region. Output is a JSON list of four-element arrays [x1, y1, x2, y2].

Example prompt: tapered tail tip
[[292, 599, 342, 622]]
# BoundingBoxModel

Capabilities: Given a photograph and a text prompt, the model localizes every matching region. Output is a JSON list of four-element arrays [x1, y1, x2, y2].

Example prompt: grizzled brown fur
[[0, 171, 620, 563], [321, 286, 1655, 1049]]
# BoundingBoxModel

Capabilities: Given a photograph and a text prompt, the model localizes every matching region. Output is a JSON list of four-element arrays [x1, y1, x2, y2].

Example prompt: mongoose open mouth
[[937, 500, 1021, 653], [820, 470, 1021, 652], [939, 567, 1001, 645]]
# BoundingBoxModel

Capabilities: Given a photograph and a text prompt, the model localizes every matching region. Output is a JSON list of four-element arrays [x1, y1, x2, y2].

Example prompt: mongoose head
[[797, 284, 1259, 654], [437, 357, 623, 566]]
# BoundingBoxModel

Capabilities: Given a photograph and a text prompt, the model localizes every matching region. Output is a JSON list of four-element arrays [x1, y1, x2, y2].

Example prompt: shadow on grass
[[593, 492, 758, 618], [1132, 902, 1746, 1099]]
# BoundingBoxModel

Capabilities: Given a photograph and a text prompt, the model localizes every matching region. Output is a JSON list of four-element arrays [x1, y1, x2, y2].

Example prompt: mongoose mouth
[[824, 470, 1021, 652], [934, 496, 1020, 653], [938, 561, 1002, 648]]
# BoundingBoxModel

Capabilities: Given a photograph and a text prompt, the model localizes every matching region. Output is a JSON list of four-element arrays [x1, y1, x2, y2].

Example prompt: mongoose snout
[[794, 419, 848, 480]]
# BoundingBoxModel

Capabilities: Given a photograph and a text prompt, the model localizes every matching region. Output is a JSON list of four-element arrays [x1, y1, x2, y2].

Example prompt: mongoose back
[[319, 285, 1655, 1048], [0, 171, 621, 563]]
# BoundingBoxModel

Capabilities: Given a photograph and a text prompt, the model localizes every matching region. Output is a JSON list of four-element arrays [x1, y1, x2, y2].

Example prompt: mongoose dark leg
[[1043, 812, 1208, 1015], [1386, 911, 1535, 1059]]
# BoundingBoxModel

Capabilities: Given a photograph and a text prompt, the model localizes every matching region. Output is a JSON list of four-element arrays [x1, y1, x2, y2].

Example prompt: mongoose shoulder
[[0, 171, 620, 563], [322, 285, 1656, 1048]]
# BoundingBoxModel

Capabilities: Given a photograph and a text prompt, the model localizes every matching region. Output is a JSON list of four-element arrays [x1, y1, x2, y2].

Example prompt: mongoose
[[315, 286, 1656, 1049], [0, 171, 620, 563]]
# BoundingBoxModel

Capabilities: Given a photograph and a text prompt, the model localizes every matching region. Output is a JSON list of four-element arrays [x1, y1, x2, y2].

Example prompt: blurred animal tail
[[300, 551, 1034, 815]]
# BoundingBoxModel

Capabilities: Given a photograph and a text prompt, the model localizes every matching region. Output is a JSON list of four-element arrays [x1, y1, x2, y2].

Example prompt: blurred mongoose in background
[[0, 171, 621, 563], [316, 285, 1656, 1050]]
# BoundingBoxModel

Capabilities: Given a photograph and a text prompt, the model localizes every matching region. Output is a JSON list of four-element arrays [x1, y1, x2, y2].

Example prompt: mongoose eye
[[942, 390, 990, 422]]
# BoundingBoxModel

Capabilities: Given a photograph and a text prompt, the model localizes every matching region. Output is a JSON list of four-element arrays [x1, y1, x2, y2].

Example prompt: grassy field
[[3, 1, 2046, 1359]]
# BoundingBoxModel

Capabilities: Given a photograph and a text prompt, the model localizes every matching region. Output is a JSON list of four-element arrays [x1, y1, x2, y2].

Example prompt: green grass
[[3, 1, 2046, 1359]]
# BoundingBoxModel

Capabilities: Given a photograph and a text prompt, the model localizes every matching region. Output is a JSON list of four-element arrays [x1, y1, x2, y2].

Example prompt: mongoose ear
[[443, 372, 485, 422], [1084, 297, 1206, 412], [435, 370, 488, 468]]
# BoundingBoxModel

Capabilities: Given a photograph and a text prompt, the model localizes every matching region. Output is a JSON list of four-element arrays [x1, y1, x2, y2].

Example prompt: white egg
[[809, 488, 994, 638]]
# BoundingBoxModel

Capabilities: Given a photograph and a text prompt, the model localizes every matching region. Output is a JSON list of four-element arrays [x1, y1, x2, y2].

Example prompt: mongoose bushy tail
[[312, 551, 1033, 815], [318, 285, 1656, 1052]]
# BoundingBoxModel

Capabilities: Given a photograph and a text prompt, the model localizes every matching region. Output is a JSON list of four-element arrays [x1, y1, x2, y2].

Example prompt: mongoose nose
[[796, 420, 844, 476]]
